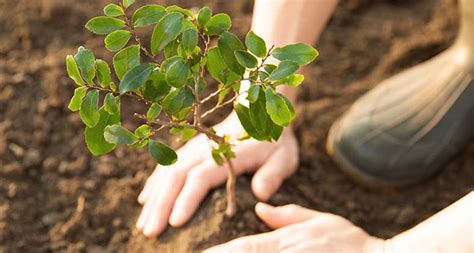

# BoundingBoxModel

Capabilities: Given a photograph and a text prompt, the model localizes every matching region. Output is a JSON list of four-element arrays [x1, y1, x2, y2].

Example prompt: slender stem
[[120, 2, 158, 64], [224, 155, 236, 216], [86, 84, 151, 105], [201, 93, 238, 119]]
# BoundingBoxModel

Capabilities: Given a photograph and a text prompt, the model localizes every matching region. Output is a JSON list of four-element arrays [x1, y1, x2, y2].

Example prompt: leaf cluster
[[66, 1, 319, 166]]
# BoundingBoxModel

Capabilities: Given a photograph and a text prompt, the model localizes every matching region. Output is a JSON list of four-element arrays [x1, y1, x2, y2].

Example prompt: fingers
[[169, 159, 227, 227], [251, 146, 298, 201], [203, 232, 277, 253], [255, 203, 319, 229], [136, 169, 187, 237], [137, 136, 207, 205]]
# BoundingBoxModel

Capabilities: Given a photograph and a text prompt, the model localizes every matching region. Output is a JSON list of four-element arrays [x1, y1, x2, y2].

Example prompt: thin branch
[[201, 93, 238, 119], [120, 2, 158, 64], [86, 84, 151, 105]]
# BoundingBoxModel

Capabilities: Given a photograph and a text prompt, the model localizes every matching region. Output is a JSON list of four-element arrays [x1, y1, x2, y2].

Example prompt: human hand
[[204, 203, 385, 253], [135, 112, 299, 237]]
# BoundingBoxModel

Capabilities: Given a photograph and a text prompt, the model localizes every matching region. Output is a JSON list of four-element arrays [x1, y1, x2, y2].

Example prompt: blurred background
[[0, 0, 472, 252]]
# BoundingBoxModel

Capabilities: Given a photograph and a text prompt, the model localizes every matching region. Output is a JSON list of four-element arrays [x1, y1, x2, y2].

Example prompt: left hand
[[204, 203, 385, 253]]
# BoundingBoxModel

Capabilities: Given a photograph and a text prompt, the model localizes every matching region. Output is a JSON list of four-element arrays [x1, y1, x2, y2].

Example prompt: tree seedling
[[66, 0, 318, 216]]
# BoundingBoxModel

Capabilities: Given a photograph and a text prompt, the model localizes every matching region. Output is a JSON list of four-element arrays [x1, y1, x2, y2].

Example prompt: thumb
[[255, 202, 319, 229], [251, 147, 298, 201]]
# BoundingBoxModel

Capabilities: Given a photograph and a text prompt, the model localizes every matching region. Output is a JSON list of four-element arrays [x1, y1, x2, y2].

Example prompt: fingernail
[[169, 209, 182, 227], [255, 202, 273, 214], [136, 216, 144, 230]]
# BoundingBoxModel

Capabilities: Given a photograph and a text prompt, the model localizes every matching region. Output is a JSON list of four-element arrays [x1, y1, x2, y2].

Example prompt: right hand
[[135, 112, 300, 237]]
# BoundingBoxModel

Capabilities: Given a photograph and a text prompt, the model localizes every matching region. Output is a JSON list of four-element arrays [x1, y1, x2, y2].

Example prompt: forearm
[[385, 191, 474, 253], [251, 0, 339, 101]]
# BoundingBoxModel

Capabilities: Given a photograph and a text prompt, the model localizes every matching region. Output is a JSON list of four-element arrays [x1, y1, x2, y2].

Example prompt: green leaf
[[247, 84, 260, 103], [268, 60, 299, 81], [263, 64, 277, 74], [85, 16, 126, 35], [104, 30, 131, 52], [122, 0, 136, 8], [165, 5, 194, 18], [74, 47, 95, 85], [66, 55, 84, 86], [113, 45, 140, 80], [234, 103, 266, 141], [165, 60, 190, 87], [281, 74, 304, 87], [85, 107, 120, 156], [104, 93, 120, 115], [181, 28, 198, 57], [120, 63, 156, 94], [104, 4, 124, 17], [211, 148, 225, 166], [104, 125, 137, 144], [80, 90, 100, 128], [249, 90, 283, 140], [161, 56, 182, 72], [197, 7, 212, 27], [218, 31, 245, 76], [150, 12, 183, 55], [217, 86, 231, 105], [206, 47, 240, 84], [271, 43, 319, 65], [258, 71, 269, 81], [149, 140, 177, 165], [143, 71, 171, 101], [162, 88, 194, 114], [164, 40, 179, 58], [265, 88, 295, 126], [134, 124, 151, 138], [205, 13, 231, 36], [132, 4, 166, 28], [147, 103, 162, 120], [245, 31, 266, 58], [234, 50, 258, 68], [95, 59, 111, 88], [68, 86, 88, 112]]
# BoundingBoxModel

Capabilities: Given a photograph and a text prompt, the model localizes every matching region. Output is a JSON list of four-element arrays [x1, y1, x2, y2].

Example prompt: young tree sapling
[[66, 0, 318, 216]]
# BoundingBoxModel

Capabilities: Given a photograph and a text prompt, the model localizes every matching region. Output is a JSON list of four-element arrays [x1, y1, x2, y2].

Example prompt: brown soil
[[0, 0, 472, 252]]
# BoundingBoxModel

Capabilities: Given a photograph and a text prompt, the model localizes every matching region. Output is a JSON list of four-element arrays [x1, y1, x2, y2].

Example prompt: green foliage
[[104, 125, 137, 144], [234, 50, 258, 68], [132, 4, 166, 28], [218, 31, 245, 76], [119, 63, 156, 94], [245, 31, 266, 58], [205, 13, 231, 36], [66, 3, 318, 180], [122, 0, 136, 9], [85, 16, 126, 35], [85, 107, 120, 155], [147, 103, 162, 121], [95, 59, 112, 88], [197, 7, 212, 27], [113, 45, 140, 80], [104, 4, 124, 17], [74, 47, 95, 85], [151, 12, 183, 55], [80, 90, 100, 128], [149, 140, 177, 165], [68, 86, 88, 111], [105, 30, 131, 52], [104, 93, 120, 115], [66, 55, 84, 86], [268, 60, 299, 81], [271, 43, 319, 65]]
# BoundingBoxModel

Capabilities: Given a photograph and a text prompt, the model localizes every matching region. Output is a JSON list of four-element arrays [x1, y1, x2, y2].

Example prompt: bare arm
[[386, 191, 474, 252], [251, 0, 339, 101]]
